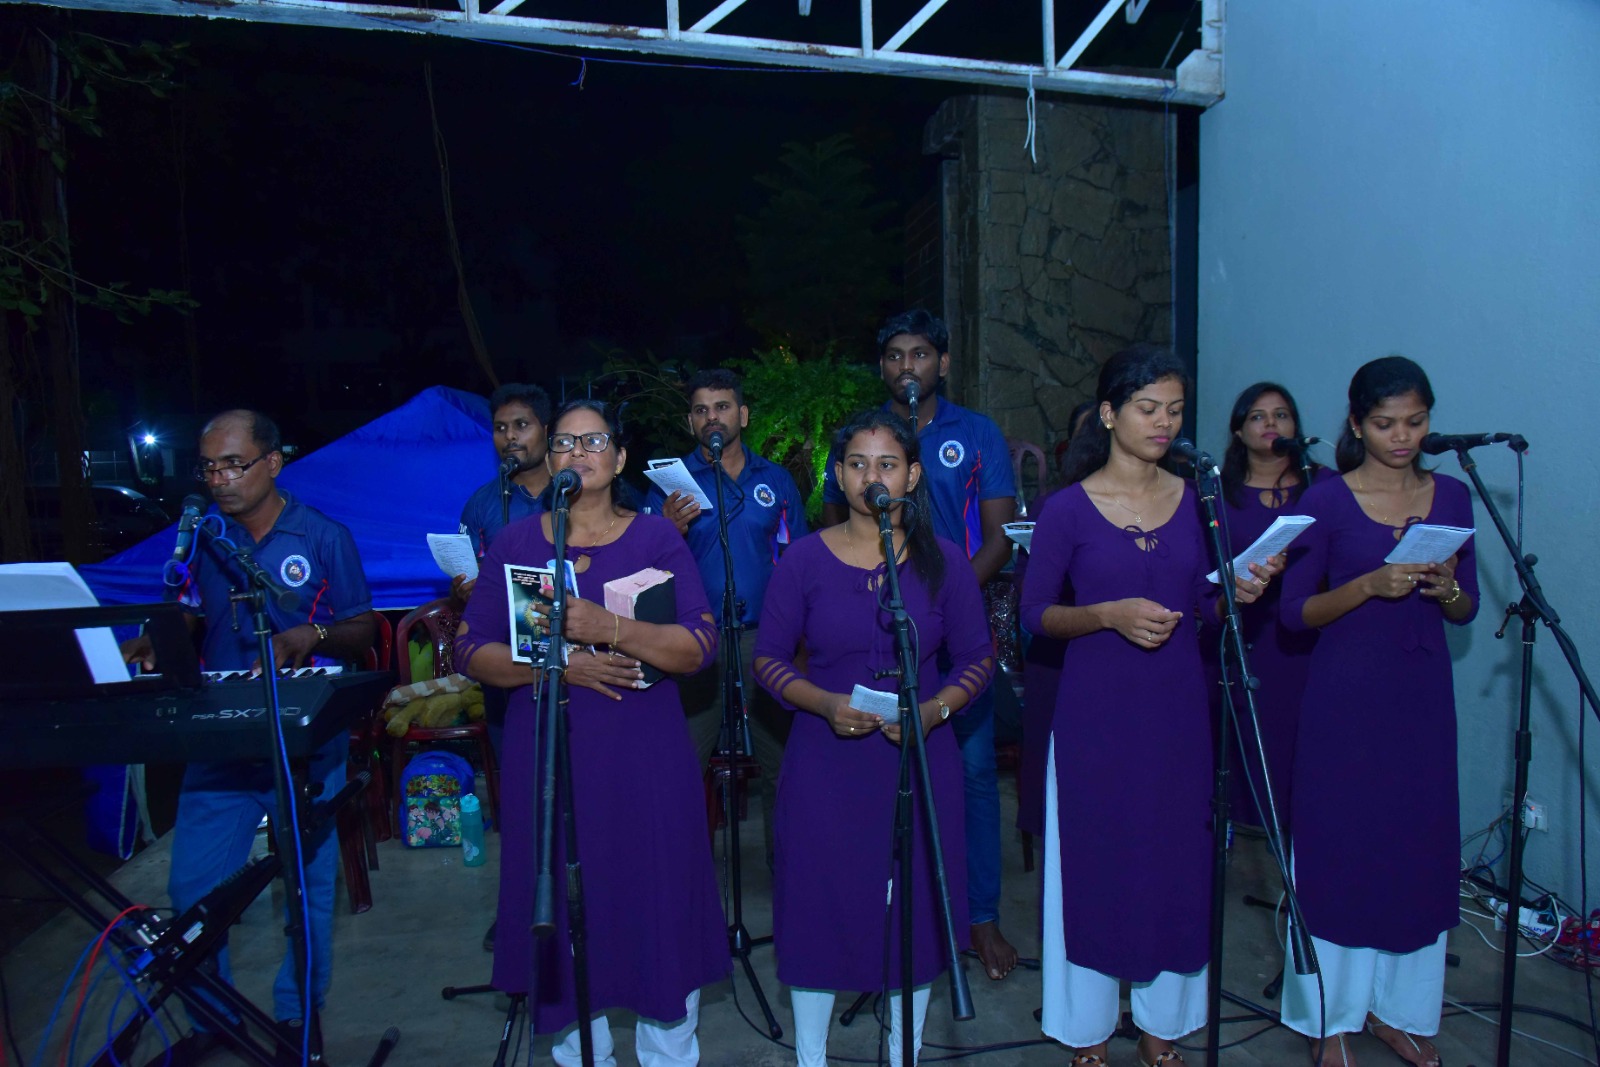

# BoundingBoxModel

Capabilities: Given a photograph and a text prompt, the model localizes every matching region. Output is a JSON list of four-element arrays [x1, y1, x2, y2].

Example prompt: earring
[[1354, 430, 1363, 440], [1102, 420, 1113, 430]]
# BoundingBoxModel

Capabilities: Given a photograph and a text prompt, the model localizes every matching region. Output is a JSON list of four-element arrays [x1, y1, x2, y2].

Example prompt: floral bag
[[399, 750, 476, 848]]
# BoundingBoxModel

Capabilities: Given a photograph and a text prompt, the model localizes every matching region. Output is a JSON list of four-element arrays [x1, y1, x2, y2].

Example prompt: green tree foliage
[[736, 134, 899, 360], [587, 345, 879, 522]]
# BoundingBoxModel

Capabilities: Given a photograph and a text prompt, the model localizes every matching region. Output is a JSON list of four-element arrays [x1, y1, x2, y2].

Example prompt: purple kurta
[[1019, 482, 1214, 981], [1280, 474, 1477, 953], [456, 514, 728, 1032], [1205, 469, 1332, 829], [754, 534, 993, 990]]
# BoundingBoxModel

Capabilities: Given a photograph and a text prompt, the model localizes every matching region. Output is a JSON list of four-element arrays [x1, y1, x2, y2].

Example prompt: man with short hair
[[454, 383, 553, 604], [648, 368, 807, 864], [453, 383, 552, 954], [822, 309, 1020, 980], [121, 410, 376, 1062]]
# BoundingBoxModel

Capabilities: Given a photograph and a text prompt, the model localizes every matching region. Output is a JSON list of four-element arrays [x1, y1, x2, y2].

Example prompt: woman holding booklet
[[1019, 345, 1281, 1067], [754, 408, 994, 1067], [455, 398, 728, 1065], [1278, 356, 1477, 1067], [1209, 382, 1333, 831]]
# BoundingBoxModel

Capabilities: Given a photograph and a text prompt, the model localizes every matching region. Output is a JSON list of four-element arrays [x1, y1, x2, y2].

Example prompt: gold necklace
[[1108, 494, 1143, 526], [845, 522, 901, 564], [1354, 469, 1424, 525], [575, 508, 620, 550]]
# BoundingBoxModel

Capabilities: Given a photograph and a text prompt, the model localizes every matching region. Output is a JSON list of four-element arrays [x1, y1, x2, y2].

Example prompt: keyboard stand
[[2, 770, 368, 1067]]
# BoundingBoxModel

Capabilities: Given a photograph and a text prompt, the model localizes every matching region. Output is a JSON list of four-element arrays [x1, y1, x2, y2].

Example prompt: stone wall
[[924, 94, 1172, 451]]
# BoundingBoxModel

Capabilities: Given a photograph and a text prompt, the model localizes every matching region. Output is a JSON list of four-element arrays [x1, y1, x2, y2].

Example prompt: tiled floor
[[3, 778, 1594, 1066]]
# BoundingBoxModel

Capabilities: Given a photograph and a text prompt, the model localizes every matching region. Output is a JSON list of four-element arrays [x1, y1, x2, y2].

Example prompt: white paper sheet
[[644, 459, 714, 510], [1207, 514, 1316, 584], [0, 562, 130, 682], [427, 532, 478, 581], [1385, 523, 1474, 565], [849, 684, 902, 724], [1002, 522, 1035, 553]]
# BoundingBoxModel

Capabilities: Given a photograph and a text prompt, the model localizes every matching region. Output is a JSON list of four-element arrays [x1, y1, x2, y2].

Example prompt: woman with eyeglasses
[[456, 398, 727, 1065]]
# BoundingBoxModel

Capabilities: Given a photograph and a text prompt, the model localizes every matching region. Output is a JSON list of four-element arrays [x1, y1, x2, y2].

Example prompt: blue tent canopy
[[81, 386, 499, 611]]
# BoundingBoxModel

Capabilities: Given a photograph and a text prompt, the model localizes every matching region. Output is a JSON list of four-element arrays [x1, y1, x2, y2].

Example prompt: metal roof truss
[[31, 0, 1224, 106]]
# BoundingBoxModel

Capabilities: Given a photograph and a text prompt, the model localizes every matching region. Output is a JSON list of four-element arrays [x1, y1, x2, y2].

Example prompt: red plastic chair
[[388, 598, 501, 835], [337, 610, 394, 914]]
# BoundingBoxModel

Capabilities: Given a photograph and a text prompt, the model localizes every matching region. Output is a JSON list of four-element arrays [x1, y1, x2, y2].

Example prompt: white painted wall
[[1198, 0, 1600, 905]]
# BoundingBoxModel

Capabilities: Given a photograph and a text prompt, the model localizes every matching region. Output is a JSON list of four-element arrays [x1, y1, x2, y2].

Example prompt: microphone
[[551, 468, 582, 497], [708, 430, 725, 461], [863, 481, 892, 509], [1271, 435, 1321, 457], [1420, 432, 1514, 455], [171, 493, 208, 563], [499, 454, 522, 479], [1169, 438, 1220, 477], [903, 379, 921, 407]]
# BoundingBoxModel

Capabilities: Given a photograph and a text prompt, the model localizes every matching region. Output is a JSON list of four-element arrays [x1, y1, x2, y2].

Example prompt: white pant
[[551, 991, 701, 1067], [791, 987, 931, 1067], [1040, 738, 1210, 1048], [1281, 931, 1447, 1038]]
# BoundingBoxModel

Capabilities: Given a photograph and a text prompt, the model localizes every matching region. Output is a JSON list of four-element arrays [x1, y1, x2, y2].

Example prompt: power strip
[[1490, 898, 1559, 939]]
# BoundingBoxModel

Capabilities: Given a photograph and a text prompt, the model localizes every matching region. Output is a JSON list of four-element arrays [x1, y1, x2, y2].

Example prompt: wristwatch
[[312, 622, 329, 646], [934, 697, 951, 722]]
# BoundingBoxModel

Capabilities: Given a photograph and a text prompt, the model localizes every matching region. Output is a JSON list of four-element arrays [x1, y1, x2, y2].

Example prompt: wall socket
[[1503, 792, 1549, 832]]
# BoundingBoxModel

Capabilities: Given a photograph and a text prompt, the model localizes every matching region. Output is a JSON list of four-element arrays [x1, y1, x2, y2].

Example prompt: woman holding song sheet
[[1208, 382, 1332, 832], [455, 398, 727, 1064], [754, 409, 994, 1067], [1277, 357, 1476, 1067]]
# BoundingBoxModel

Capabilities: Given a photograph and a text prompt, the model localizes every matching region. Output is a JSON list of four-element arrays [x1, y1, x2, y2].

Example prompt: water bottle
[[460, 793, 487, 867]]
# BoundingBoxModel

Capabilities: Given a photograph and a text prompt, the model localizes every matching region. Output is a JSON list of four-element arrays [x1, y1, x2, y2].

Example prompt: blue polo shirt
[[823, 398, 1015, 558], [644, 445, 807, 627], [459, 476, 547, 558], [179, 492, 373, 671]]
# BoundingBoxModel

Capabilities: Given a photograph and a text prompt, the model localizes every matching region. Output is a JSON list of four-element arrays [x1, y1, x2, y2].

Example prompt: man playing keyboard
[[120, 409, 375, 1065]]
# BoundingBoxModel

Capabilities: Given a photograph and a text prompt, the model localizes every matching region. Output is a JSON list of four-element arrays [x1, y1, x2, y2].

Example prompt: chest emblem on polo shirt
[[753, 483, 777, 508], [280, 554, 312, 587], [939, 440, 965, 468]]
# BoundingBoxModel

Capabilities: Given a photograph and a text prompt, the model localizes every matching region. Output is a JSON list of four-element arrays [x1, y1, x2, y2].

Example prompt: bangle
[[312, 622, 329, 645], [612, 613, 621, 648], [1439, 582, 1463, 606]]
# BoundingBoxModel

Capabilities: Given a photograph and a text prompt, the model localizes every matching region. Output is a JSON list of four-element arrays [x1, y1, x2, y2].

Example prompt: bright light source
[[142, 433, 157, 446]]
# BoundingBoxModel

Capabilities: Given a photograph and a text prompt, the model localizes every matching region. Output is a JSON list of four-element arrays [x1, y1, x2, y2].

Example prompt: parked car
[[27, 484, 172, 562]]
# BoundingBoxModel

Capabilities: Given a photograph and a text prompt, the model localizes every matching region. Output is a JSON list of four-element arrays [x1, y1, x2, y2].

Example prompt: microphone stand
[[536, 477, 596, 1066], [207, 533, 326, 1065], [1438, 436, 1588, 1067], [707, 441, 783, 1037], [1191, 464, 1317, 1064], [872, 497, 973, 1067]]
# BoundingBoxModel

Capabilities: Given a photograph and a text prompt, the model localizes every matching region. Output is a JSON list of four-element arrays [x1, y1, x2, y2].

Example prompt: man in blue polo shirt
[[453, 382, 551, 953], [822, 309, 1020, 980], [648, 368, 807, 865], [453, 382, 553, 605], [121, 410, 375, 1062]]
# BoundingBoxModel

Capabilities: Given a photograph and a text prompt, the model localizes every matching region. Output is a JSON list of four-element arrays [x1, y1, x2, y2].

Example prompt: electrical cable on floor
[[1443, 997, 1596, 1064]]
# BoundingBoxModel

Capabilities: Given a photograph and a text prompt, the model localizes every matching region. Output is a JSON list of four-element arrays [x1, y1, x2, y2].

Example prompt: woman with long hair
[[1278, 357, 1476, 1067], [455, 398, 728, 1065], [754, 409, 994, 1066], [1211, 382, 1330, 830], [1020, 344, 1278, 1067]]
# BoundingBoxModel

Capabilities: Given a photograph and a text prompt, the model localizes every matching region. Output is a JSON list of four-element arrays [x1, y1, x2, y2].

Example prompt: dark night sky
[[48, 2, 1195, 455], [61, 12, 959, 452]]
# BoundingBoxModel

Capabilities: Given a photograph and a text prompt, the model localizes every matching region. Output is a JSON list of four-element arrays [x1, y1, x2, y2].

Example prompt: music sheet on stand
[[0, 562, 130, 682]]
